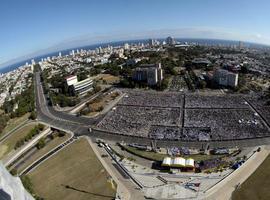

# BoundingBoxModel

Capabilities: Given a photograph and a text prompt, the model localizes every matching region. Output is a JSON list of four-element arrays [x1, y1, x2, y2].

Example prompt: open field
[[122, 145, 223, 162], [97, 74, 120, 84], [0, 123, 36, 159], [15, 133, 71, 173], [28, 138, 116, 200], [232, 154, 270, 200], [0, 113, 30, 136], [83, 91, 120, 116]]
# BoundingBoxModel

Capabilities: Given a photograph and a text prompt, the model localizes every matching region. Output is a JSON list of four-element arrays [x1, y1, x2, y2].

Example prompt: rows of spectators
[[119, 89, 183, 108], [149, 126, 182, 140], [96, 90, 270, 141], [185, 94, 249, 109], [256, 107, 270, 124], [148, 126, 212, 141], [97, 106, 181, 137], [184, 109, 270, 140]]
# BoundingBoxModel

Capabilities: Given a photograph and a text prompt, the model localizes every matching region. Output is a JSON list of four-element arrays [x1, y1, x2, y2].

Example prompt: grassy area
[[0, 123, 37, 159], [97, 74, 120, 84], [0, 113, 30, 136], [232, 155, 270, 200], [16, 133, 71, 173], [84, 91, 119, 116], [28, 138, 116, 200], [122, 145, 223, 162]]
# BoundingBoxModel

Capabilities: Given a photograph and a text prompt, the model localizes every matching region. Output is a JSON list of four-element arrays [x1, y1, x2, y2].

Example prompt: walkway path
[[86, 137, 146, 200], [0, 119, 32, 143], [204, 145, 270, 200], [3, 128, 52, 167]]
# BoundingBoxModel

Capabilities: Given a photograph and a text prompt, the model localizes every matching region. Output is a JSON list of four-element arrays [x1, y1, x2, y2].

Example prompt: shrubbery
[[14, 124, 44, 149]]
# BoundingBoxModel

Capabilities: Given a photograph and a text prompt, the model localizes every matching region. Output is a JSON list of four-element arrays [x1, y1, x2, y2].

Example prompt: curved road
[[35, 71, 270, 148]]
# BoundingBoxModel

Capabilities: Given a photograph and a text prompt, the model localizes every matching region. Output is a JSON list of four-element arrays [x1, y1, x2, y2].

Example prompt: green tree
[[29, 111, 37, 120], [36, 137, 46, 149], [21, 175, 34, 194]]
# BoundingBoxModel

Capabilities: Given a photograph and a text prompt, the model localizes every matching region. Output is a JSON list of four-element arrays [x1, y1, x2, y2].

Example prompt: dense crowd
[[184, 109, 270, 140], [97, 106, 181, 137], [96, 90, 270, 141], [185, 94, 249, 108], [199, 158, 229, 171], [149, 126, 182, 140], [168, 76, 187, 92], [119, 89, 183, 108]]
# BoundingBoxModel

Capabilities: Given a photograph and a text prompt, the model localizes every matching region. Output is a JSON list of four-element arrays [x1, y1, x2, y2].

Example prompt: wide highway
[[34, 71, 270, 148]]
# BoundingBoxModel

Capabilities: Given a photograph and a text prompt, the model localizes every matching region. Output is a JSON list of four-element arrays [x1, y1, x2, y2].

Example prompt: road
[[0, 119, 31, 143], [86, 136, 145, 200], [3, 128, 52, 167], [204, 145, 270, 200], [33, 70, 270, 199], [34, 71, 270, 149], [20, 134, 76, 176]]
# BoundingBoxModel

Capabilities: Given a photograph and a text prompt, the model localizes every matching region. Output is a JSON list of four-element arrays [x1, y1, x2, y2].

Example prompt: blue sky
[[1, 0, 270, 68]]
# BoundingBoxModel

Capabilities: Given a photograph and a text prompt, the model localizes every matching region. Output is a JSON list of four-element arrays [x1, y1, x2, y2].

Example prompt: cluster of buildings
[[65, 75, 93, 96], [148, 36, 176, 46], [132, 63, 164, 86], [0, 65, 33, 106]]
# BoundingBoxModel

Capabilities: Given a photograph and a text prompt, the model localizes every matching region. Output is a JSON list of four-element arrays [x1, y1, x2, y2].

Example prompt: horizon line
[[0, 36, 269, 72]]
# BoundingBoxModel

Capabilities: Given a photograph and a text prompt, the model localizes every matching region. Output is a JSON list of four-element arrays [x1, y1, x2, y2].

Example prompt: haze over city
[[1, 1, 270, 200], [1, 0, 270, 68]]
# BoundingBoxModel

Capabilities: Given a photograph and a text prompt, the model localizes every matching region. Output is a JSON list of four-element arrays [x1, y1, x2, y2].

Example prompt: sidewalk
[[204, 145, 270, 200], [3, 128, 52, 167], [86, 136, 132, 200]]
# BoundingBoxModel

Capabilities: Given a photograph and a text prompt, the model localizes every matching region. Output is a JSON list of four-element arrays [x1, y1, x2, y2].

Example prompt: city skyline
[[1, 0, 270, 68]]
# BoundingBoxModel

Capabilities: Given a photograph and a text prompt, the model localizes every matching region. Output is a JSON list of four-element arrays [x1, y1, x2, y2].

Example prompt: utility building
[[132, 63, 163, 86], [213, 69, 238, 88], [65, 75, 93, 96]]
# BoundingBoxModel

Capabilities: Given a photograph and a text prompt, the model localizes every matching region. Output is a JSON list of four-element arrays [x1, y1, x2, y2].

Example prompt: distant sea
[[0, 38, 268, 74]]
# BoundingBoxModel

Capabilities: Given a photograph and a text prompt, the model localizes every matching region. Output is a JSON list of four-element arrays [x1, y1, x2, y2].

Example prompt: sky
[[1, 0, 270, 68]]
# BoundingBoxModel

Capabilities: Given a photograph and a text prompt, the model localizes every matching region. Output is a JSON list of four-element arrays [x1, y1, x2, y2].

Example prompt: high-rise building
[[166, 36, 176, 46], [149, 39, 155, 46], [239, 41, 244, 49], [132, 63, 163, 86], [213, 69, 238, 87], [65, 75, 93, 96], [71, 50, 75, 57], [31, 59, 35, 65], [124, 43, 130, 50]]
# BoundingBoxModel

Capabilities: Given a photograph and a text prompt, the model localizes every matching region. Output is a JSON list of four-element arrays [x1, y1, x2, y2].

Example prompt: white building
[[213, 69, 238, 87], [132, 63, 163, 86], [72, 78, 93, 96], [124, 43, 130, 50], [65, 75, 93, 96], [0, 163, 34, 200], [66, 75, 78, 86], [166, 36, 176, 46], [161, 157, 195, 168]]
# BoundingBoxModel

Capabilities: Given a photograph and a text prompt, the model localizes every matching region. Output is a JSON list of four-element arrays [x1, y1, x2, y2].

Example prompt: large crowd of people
[[185, 94, 249, 108], [184, 109, 269, 140], [96, 90, 270, 141], [97, 105, 181, 137], [119, 89, 183, 108]]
